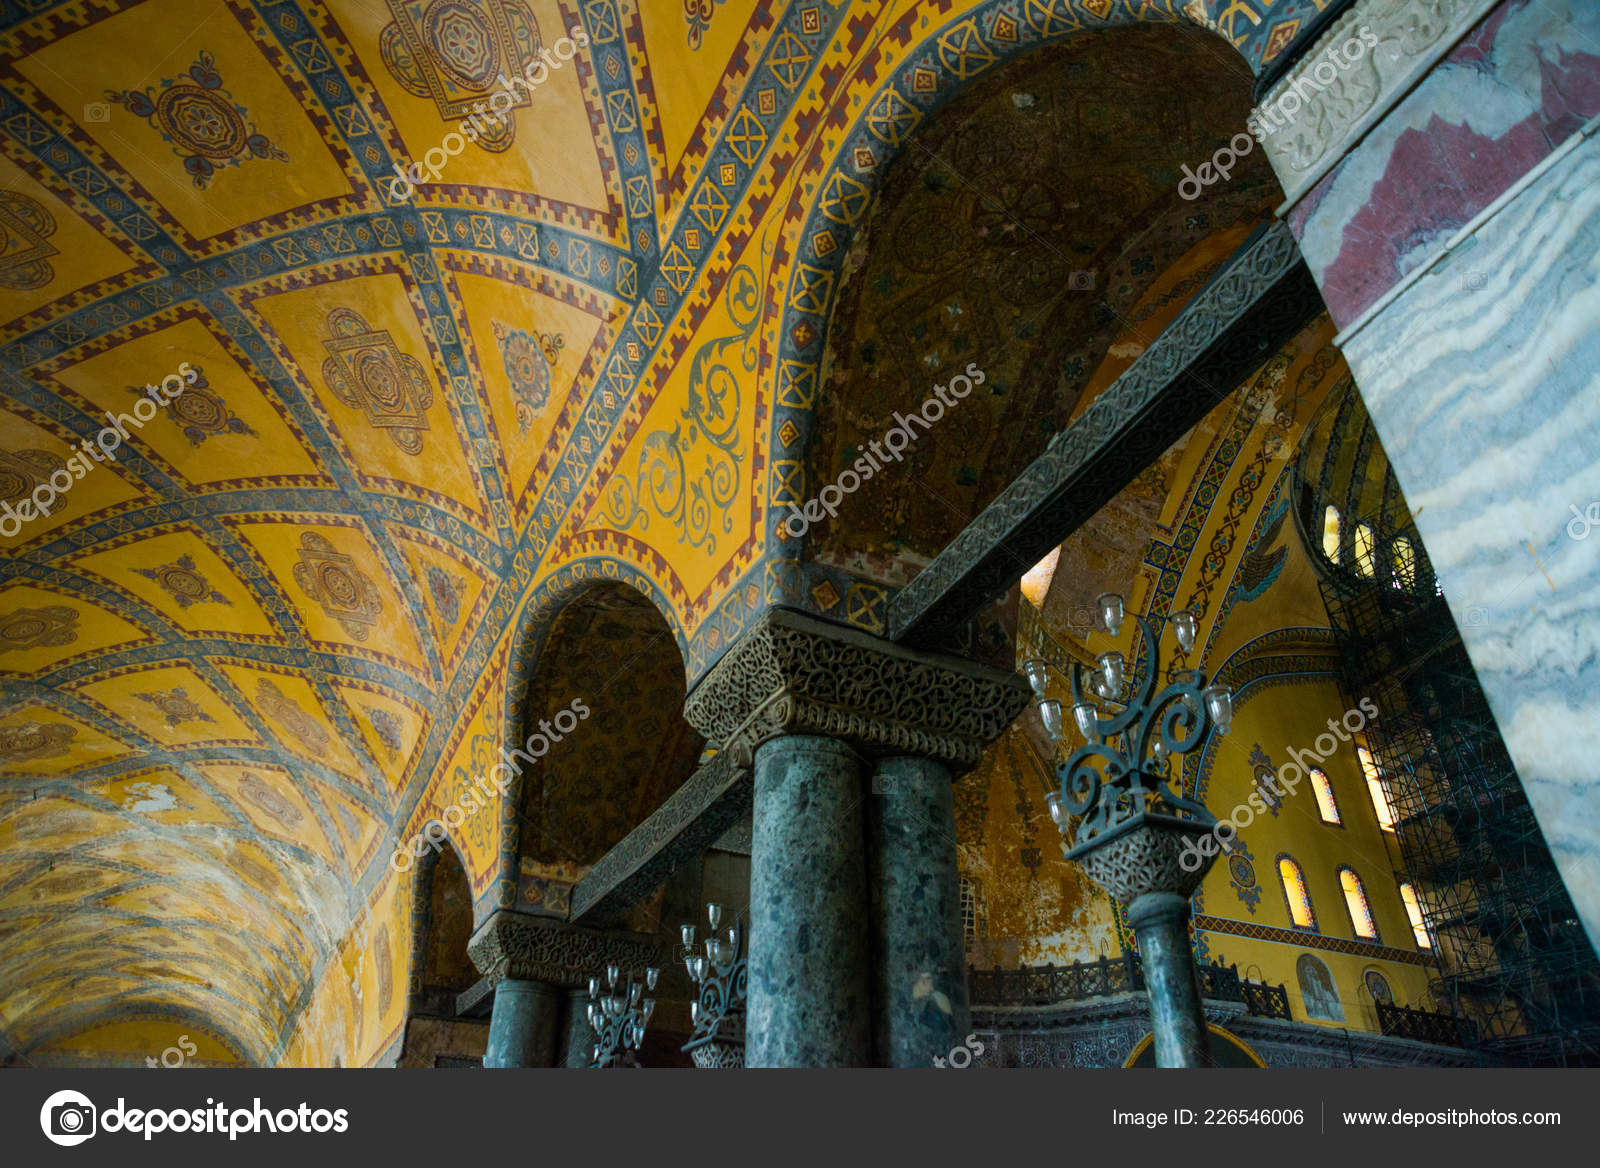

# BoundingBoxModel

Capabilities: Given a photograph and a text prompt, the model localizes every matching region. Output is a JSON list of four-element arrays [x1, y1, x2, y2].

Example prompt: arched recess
[[407, 834, 476, 1019], [1124, 1021, 1266, 1067], [762, 12, 1265, 629], [489, 559, 691, 910], [503, 580, 704, 908]]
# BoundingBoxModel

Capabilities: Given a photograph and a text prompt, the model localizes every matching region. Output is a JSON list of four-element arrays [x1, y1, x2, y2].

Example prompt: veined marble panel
[[1340, 130, 1600, 955], [1288, 0, 1600, 326]]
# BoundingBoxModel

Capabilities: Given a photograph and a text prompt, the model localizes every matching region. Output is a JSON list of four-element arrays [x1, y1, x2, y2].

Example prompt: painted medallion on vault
[[0, 191, 59, 291], [132, 554, 230, 611], [107, 52, 289, 189], [492, 320, 563, 434], [0, 721, 76, 765], [291, 531, 384, 642], [320, 307, 436, 456], [1, 448, 69, 516], [379, 0, 542, 151], [128, 366, 257, 447], [0, 606, 79, 652]]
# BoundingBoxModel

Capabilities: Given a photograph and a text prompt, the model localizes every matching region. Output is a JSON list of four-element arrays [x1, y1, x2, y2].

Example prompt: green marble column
[[1126, 892, 1210, 1068], [483, 978, 561, 1068], [747, 734, 869, 1067], [868, 755, 968, 1067], [560, 986, 595, 1068]]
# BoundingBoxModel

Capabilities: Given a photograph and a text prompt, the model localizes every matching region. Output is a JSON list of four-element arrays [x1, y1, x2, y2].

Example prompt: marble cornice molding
[[1255, 0, 1499, 209], [682, 606, 1030, 772], [467, 909, 667, 989]]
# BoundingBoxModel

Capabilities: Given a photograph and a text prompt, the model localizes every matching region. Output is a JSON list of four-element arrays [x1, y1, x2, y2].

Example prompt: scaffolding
[[1296, 391, 1600, 1066]]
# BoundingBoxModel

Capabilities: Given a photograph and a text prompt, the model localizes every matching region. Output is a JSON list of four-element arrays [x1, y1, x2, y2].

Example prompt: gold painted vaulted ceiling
[[0, 0, 1308, 1065]]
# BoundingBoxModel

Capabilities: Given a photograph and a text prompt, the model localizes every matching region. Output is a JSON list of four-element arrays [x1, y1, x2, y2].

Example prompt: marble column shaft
[[746, 734, 870, 1067], [560, 987, 595, 1068], [483, 978, 562, 1068], [868, 755, 969, 1068], [1126, 892, 1211, 1069]]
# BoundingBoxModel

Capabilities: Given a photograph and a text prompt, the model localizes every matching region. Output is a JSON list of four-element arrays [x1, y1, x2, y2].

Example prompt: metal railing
[[969, 955, 1292, 1021], [1376, 1002, 1472, 1047]]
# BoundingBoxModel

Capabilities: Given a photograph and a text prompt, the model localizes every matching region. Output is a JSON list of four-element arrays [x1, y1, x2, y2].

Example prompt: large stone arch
[[758, 4, 1264, 633]]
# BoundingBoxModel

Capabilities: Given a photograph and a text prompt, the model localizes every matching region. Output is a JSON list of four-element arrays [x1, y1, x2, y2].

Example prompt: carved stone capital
[[1076, 821, 1216, 906], [468, 909, 667, 990], [1254, 0, 1496, 207], [683, 607, 1030, 771]]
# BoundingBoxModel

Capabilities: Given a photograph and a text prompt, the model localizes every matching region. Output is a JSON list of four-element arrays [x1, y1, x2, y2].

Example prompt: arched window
[[1354, 522, 1376, 576], [1322, 505, 1342, 562], [1391, 536, 1416, 590], [1278, 855, 1316, 930], [1399, 882, 1433, 949], [1296, 953, 1344, 1021], [1339, 867, 1379, 939], [1309, 768, 1341, 824], [1358, 746, 1397, 832]]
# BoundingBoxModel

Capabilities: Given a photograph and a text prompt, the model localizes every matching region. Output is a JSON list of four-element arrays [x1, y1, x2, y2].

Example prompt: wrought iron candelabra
[[679, 902, 748, 1069], [1025, 591, 1234, 1067], [586, 963, 658, 1069]]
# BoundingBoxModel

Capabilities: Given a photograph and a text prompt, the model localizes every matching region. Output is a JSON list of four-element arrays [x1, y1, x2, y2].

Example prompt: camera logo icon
[[40, 1089, 97, 1146], [83, 102, 111, 123]]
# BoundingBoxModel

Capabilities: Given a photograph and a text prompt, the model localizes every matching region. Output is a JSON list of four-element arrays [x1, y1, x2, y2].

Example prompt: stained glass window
[[1310, 768, 1341, 824], [1339, 867, 1378, 939], [1322, 505, 1342, 562], [1278, 856, 1316, 929], [1354, 522, 1376, 576], [1400, 882, 1433, 949], [1358, 746, 1397, 832]]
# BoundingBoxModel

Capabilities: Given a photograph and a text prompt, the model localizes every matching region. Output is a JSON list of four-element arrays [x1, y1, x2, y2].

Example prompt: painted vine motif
[[592, 264, 755, 555]]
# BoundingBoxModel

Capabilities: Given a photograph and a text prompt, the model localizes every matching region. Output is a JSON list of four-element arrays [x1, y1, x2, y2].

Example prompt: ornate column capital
[[683, 606, 1029, 771], [468, 909, 667, 990]]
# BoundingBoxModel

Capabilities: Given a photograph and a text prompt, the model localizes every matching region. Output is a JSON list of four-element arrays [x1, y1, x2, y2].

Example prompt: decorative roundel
[[317, 563, 361, 607], [425, 0, 501, 89], [502, 330, 553, 410], [0, 612, 49, 642], [170, 389, 223, 430], [1228, 852, 1256, 888], [355, 350, 406, 412], [156, 87, 248, 160], [159, 564, 212, 602]]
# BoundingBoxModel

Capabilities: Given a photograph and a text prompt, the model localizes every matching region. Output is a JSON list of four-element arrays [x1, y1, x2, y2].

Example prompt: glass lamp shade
[[629, 982, 643, 1007], [1152, 738, 1171, 765], [645, 967, 660, 991], [1072, 701, 1100, 743], [1097, 592, 1125, 636], [707, 903, 724, 930], [691, 1001, 701, 1026], [728, 925, 740, 951], [1022, 658, 1050, 697], [592, 1044, 602, 1063], [1045, 791, 1065, 826], [1203, 685, 1234, 734], [691, 956, 707, 982], [1037, 698, 1063, 742], [588, 976, 600, 998], [606, 964, 619, 988], [680, 924, 696, 949], [1172, 610, 1198, 653], [1097, 651, 1124, 695], [642, 999, 656, 1024]]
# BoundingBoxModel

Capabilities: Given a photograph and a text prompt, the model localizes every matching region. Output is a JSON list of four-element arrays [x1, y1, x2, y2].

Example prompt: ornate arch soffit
[[761, 1, 1247, 588]]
